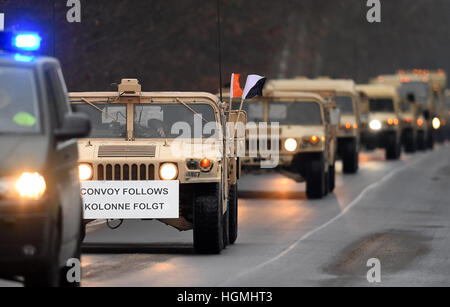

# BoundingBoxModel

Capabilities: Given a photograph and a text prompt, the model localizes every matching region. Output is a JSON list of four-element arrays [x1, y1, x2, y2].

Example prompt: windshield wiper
[[175, 98, 208, 123], [81, 98, 122, 122]]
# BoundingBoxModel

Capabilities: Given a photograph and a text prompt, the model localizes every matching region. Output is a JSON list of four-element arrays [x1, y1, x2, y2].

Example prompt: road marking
[[219, 150, 433, 285]]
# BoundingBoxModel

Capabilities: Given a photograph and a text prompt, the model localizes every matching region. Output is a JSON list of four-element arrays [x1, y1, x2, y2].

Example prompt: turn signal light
[[405, 117, 412, 124], [200, 158, 212, 169], [394, 118, 399, 125], [387, 118, 394, 126], [353, 123, 358, 129], [345, 123, 352, 130], [310, 135, 319, 144], [417, 118, 424, 127]]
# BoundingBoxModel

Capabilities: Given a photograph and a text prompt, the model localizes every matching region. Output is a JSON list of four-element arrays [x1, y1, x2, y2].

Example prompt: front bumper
[[361, 129, 396, 148], [0, 199, 54, 275]]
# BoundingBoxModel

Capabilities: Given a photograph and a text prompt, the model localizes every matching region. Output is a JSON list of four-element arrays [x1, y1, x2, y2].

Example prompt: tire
[[193, 183, 224, 254], [427, 129, 434, 149], [386, 132, 400, 160], [25, 221, 61, 287], [306, 155, 325, 199], [403, 129, 416, 153], [329, 163, 336, 193], [228, 184, 238, 245], [417, 130, 426, 151], [323, 170, 330, 196], [342, 138, 358, 174]]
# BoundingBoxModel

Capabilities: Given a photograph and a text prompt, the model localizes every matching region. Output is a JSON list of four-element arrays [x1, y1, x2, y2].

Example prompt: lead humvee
[[266, 78, 360, 174], [70, 79, 245, 254], [356, 84, 402, 160], [224, 85, 339, 199]]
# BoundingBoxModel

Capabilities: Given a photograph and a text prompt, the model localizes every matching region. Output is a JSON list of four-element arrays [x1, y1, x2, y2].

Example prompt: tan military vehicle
[[266, 78, 360, 174], [70, 79, 245, 254], [370, 74, 427, 151], [356, 84, 402, 160], [375, 69, 447, 148], [224, 86, 339, 199]]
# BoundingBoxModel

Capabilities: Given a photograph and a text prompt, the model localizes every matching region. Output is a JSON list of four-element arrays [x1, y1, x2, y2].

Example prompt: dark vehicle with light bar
[[0, 31, 91, 287]]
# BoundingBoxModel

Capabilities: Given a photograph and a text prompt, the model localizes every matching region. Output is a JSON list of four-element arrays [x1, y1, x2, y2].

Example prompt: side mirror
[[54, 113, 91, 141], [329, 108, 340, 125]]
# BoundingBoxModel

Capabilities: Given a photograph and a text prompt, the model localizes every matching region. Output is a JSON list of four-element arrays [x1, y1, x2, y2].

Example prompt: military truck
[[370, 74, 426, 152], [356, 84, 402, 160], [70, 79, 244, 254], [266, 79, 360, 174], [225, 86, 339, 199], [375, 69, 447, 148]]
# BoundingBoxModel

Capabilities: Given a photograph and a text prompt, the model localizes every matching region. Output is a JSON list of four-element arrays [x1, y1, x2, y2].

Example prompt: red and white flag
[[230, 73, 243, 99]]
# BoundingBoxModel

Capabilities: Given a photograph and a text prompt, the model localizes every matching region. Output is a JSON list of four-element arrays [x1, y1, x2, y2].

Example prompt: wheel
[[416, 130, 426, 151], [228, 184, 238, 245], [323, 169, 330, 196], [306, 155, 325, 199], [386, 132, 400, 160], [25, 221, 61, 287], [329, 163, 336, 193], [193, 183, 224, 254], [427, 129, 434, 149], [403, 129, 416, 153], [342, 138, 358, 174]]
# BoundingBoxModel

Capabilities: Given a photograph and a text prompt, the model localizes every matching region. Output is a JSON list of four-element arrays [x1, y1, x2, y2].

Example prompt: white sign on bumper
[[80, 181, 179, 219]]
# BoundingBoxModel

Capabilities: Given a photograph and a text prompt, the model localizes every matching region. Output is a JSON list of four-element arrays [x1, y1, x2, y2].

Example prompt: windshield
[[398, 82, 429, 104], [72, 104, 127, 138], [231, 101, 265, 123], [268, 101, 323, 125], [134, 103, 217, 138], [335, 96, 354, 114], [369, 98, 394, 112], [0, 67, 40, 133]]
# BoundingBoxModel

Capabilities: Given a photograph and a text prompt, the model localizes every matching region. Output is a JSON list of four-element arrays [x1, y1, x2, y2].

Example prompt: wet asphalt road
[[1, 144, 449, 286]]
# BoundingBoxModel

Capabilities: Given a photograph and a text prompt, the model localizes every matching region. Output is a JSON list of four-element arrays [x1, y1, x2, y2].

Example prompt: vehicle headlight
[[369, 120, 382, 130], [432, 117, 441, 130], [283, 138, 298, 152], [78, 163, 93, 181], [159, 163, 178, 180], [15, 172, 46, 200]]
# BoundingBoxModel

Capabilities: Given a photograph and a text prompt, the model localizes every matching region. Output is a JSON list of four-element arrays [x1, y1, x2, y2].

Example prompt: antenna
[[216, 0, 223, 104]]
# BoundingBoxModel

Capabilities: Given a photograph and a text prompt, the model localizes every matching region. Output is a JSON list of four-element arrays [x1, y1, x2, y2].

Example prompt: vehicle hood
[[77, 139, 223, 162], [0, 135, 50, 175]]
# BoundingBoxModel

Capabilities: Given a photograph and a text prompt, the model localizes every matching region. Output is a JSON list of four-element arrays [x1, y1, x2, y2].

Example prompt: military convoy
[[71, 79, 245, 253]]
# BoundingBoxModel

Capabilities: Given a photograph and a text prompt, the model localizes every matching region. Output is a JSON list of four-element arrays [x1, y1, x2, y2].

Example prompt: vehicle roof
[[266, 78, 357, 94], [356, 84, 399, 97], [0, 52, 58, 67], [70, 91, 219, 103]]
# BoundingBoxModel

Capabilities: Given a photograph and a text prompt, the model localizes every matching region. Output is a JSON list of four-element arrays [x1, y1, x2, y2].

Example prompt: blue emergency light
[[0, 31, 42, 53], [13, 33, 41, 51]]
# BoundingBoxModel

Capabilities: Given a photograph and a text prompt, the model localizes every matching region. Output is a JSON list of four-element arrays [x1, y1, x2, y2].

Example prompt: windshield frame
[[0, 64, 43, 135], [70, 99, 222, 140]]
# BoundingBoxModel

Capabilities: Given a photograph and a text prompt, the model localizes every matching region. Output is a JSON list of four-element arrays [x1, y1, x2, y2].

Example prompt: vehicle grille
[[96, 163, 156, 181], [98, 145, 156, 157]]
